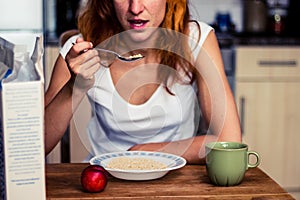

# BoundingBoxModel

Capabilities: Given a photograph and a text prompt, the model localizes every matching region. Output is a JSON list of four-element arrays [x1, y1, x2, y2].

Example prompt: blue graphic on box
[[0, 96, 5, 200]]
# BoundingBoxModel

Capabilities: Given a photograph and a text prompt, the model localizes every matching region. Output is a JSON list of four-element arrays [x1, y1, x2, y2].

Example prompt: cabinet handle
[[258, 60, 297, 67], [239, 97, 245, 135]]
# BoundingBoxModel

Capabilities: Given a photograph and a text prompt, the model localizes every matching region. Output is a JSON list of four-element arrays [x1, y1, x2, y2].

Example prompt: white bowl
[[90, 151, 187, 181]]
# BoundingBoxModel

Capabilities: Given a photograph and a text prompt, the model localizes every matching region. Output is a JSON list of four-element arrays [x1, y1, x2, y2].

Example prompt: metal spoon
[[72, 42, 144, 62], [95, 48, 144, 62]]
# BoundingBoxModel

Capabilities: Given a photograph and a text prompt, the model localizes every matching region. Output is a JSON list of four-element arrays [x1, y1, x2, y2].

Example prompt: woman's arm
[[195, 30, 242, 143], [44, 38, 101, 155], [45, 55, 72, 154], [129, 31, 242, 164]]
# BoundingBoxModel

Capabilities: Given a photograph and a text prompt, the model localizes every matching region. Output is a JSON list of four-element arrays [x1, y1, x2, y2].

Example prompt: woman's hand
[[65, 37, 101, 91]]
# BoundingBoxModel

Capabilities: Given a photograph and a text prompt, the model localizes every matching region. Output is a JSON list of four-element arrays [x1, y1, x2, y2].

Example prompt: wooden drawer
[[235, 46, 300, 80]]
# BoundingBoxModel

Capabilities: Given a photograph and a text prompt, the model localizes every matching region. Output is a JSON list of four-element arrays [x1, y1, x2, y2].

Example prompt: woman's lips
[[128, 20, 149, 29]]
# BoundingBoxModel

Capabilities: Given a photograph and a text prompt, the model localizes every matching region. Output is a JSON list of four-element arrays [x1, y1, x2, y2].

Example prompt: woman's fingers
[[65, 40, 101, 89], [70, 51, 100, 80], [75, 53, 101, 80], [72, 41, 93, 55]]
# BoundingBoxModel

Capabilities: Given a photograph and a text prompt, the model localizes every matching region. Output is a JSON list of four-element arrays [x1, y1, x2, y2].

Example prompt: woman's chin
[[123, 28, 161, 47]]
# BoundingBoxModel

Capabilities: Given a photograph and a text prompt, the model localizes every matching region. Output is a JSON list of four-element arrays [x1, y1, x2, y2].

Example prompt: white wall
[[189, 0, 243, 32], [0, 0, 43, 31]]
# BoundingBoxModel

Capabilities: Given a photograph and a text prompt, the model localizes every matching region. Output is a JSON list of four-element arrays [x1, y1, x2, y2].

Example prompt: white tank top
[[60, 21, 213, 158]]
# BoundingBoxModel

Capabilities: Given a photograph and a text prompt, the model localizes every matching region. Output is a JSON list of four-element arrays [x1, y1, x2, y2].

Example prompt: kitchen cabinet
[[235, 46, 300, 191]]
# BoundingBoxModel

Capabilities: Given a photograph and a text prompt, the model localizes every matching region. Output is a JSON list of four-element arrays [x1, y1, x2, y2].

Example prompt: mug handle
[[247, 151, 260, 169]]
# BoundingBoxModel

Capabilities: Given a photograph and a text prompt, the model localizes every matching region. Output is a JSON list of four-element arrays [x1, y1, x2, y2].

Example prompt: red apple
[[84, 165, 108, 177], [81, 165, 108, 193]]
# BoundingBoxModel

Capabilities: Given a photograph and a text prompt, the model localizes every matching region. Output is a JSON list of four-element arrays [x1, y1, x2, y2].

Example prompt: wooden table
[[46, 163, 294, 199]]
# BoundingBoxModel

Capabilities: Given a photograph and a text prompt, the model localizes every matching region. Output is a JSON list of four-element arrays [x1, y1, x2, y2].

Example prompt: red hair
[[77, 0, 196, 89]]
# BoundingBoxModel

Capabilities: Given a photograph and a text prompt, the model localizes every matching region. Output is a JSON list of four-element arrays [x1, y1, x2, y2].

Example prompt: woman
[[45, 0, 241, 164]]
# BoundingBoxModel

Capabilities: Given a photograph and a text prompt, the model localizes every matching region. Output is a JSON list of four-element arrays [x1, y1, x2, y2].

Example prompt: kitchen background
[[1, 0, 300, 199], [1, 0, 299, 37]]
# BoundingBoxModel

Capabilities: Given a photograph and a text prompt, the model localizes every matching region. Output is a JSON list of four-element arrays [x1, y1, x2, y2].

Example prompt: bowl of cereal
[[89, 151, 187, 180]]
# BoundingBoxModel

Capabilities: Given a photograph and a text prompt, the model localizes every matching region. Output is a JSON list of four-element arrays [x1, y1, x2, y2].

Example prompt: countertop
[[216, 32, 300, 48]]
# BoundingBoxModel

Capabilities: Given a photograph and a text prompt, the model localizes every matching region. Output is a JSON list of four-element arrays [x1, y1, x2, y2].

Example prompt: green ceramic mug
[[205, 142, 260, 186]]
